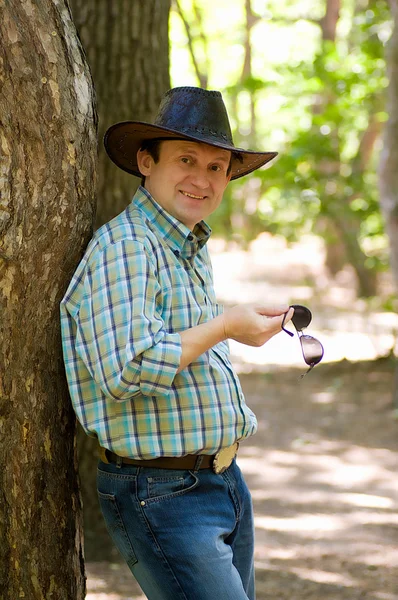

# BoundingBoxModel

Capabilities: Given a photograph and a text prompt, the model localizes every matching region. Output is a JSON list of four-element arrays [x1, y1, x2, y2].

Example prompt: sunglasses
[[281, 304, 324, 378]]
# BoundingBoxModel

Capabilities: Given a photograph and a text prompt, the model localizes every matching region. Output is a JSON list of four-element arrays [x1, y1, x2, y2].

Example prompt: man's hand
[[177, 304, 294, 373], [223, 304, 294, 347]]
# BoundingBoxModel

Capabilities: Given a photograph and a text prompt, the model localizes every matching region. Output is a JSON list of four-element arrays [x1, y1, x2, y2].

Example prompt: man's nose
[[190, 167, 210, 188]]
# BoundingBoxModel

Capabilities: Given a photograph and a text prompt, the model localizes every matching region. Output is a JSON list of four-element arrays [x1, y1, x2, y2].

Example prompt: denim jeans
[[97, 458, 255, 600]]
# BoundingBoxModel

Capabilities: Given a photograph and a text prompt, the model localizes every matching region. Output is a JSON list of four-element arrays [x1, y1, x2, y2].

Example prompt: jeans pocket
[[97, 491, 138, 569], [147, 475, 185, 498], [140, 470, 199, 505]]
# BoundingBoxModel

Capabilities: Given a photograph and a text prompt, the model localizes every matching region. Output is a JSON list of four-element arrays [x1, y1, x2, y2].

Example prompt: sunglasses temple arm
[[281, 312, 294, 337], [299, 364, 315, 380]]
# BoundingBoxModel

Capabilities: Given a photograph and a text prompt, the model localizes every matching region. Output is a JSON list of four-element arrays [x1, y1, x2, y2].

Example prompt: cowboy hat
[[104, 86, 278, 180]]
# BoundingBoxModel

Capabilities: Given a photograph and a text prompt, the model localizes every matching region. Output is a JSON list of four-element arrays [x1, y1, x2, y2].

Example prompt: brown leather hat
[[104, 87, 278, 180]]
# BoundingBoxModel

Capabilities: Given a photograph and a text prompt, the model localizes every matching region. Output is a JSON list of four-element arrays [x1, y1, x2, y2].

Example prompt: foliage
[[170, 0, 393, 293]]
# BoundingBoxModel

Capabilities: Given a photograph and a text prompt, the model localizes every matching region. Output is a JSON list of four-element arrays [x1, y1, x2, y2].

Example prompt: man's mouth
[[180, 191, 206, 200]]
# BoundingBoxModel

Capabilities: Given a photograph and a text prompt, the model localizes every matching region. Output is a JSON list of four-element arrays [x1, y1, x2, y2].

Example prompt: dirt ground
[[85, 358, 398, 600], [85, 236, 398, 599]]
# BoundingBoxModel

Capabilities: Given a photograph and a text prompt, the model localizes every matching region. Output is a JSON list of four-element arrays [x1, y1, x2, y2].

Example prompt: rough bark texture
[[0, 1, 97, 598], [68, 0, 171, 560], [379, 0, 398, 289], [70, 0, 171, 227]]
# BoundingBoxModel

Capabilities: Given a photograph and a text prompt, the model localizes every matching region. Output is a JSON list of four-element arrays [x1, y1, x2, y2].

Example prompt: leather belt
[[99, 442, 239, 474]]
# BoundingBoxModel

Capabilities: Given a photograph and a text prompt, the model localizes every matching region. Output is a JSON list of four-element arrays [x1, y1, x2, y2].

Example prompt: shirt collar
[[132, 186, 211, 259]]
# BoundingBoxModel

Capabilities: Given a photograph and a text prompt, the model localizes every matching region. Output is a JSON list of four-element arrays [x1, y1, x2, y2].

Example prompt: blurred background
[[67, 1, 398, 598], [70, 0, 398, 366]]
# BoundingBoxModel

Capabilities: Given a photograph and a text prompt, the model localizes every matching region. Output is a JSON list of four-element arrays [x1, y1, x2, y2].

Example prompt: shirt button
[[187, 234, 194, 241], [173, 249, 180, 257], [140, 501, 146, 506]]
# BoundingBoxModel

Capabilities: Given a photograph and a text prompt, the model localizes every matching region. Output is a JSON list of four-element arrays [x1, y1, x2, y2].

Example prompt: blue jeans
[[97, 458, 255, 599]]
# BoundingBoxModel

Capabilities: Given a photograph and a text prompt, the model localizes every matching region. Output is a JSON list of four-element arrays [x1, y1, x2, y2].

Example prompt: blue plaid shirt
[[60, 187, 257, 459]]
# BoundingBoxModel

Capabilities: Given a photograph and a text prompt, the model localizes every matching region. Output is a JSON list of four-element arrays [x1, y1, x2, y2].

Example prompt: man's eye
[[181, 157, 190, 164], [210, 165, 222, 172]]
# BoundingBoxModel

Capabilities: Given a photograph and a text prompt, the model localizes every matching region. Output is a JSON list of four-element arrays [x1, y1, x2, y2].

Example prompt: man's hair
[[139, 139, 243, 184], [139, 139, 162, 185], [140, 139, 163, 164]]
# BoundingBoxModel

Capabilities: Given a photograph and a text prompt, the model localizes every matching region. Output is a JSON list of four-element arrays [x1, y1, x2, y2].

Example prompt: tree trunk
[[70, 0, 171, 227], [379, 0, 398, 290], [69, 0, 171, 561], [379, 0, 398, 407], [315, 0, 378, 296], [320, 0, 340, 40], [0, 1, 97, 598]]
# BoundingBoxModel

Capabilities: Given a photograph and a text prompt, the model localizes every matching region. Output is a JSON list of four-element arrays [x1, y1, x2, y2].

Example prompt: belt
[[99, 442, 239, 475]]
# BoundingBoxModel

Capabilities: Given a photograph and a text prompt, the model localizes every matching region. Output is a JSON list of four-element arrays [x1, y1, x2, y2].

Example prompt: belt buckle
[[212, 442, 239, 474]]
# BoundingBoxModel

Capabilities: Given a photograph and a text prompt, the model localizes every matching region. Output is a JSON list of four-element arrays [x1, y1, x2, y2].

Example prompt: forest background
[[167, 0, 398, 373], [80, 0, 398, 597], [170, 0, 395, 301], [1, 0, 398, 599]]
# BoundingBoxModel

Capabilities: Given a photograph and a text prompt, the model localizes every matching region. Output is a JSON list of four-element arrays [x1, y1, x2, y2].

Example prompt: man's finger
[[282, 306, 295, 324], [255, 304, 291, 317]]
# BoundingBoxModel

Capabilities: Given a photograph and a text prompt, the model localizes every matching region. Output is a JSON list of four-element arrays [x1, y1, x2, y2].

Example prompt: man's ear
[[136, 149, 152, 176], [223, 172, 232, 188]]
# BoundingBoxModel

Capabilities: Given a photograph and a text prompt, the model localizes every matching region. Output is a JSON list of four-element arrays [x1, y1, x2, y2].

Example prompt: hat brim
[[104, 121, 278, 180]]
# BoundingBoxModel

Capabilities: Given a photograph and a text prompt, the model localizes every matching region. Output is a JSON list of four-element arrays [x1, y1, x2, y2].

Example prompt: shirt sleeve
[[74, 238, 182, 401]]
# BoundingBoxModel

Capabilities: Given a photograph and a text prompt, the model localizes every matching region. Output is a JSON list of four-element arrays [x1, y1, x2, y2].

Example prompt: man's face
[[137, 140, 232, 231]]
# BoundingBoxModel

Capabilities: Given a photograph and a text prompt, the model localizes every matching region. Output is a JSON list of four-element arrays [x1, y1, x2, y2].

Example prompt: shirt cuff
[[138, 332, 182, 397]]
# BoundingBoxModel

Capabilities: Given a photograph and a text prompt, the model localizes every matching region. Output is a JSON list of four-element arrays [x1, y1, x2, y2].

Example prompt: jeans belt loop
[[193, 455, 204, 472], [116, 454, 123, 469]]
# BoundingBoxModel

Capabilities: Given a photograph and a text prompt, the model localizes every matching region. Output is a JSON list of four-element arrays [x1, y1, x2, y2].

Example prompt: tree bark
[[70, 0, 171, 227], [0, 1, 96, 598]]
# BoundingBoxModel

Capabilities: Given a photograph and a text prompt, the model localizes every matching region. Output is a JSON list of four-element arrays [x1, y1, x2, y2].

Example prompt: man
[[61, 87, 294, 600]]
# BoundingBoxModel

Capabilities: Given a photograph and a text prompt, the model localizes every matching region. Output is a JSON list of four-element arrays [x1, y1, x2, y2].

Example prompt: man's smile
[[180, 190, 206, 200]]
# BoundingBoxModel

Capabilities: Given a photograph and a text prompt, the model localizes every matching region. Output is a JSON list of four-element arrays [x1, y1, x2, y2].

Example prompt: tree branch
[[174, 0, 208, 88]]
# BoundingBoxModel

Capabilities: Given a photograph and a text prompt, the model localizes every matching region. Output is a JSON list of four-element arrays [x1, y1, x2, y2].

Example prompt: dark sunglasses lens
[[291, 304, 312, 331], [300, 334, 324, 367]]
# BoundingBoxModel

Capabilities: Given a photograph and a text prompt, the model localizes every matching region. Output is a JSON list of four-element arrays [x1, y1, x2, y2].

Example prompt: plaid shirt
[[60, 187, 257, 459]]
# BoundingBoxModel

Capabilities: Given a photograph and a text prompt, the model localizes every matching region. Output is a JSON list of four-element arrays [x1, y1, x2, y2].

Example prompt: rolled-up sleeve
[[75, 239, 182, 401]]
